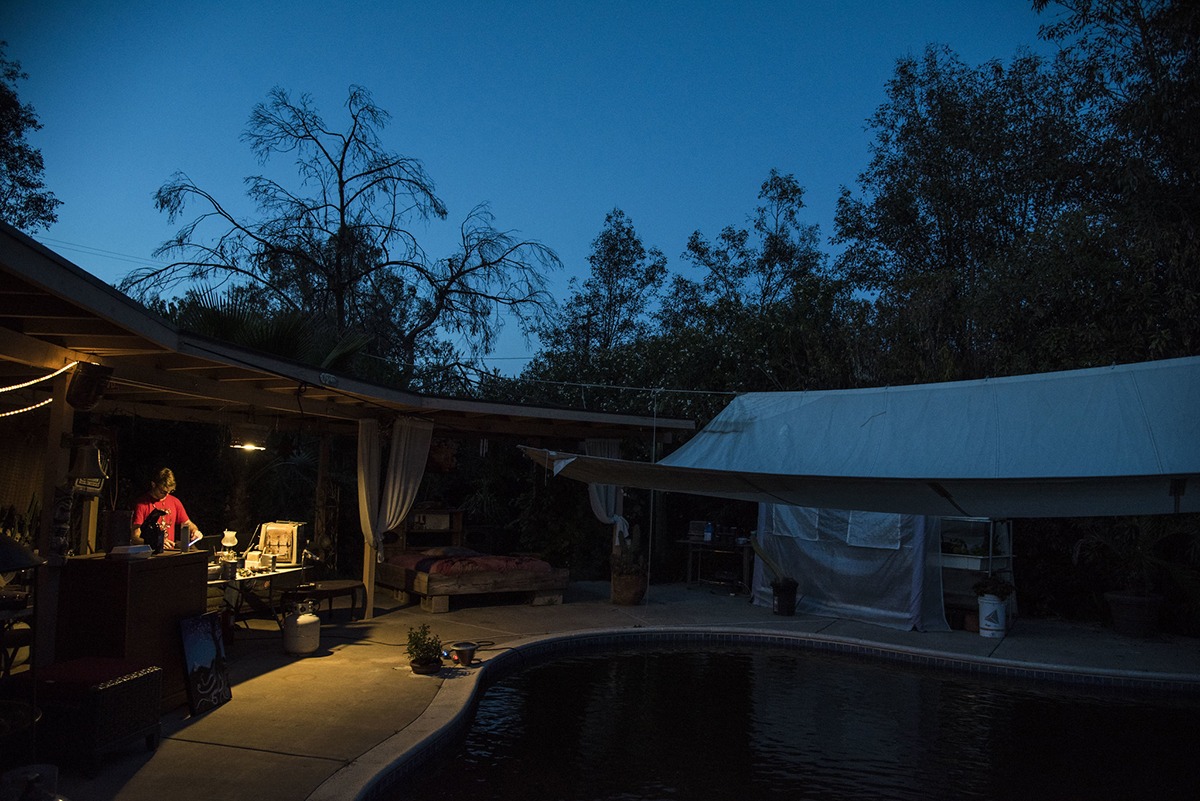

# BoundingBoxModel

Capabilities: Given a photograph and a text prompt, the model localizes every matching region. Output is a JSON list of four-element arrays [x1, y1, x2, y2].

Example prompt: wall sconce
[[66, 362, 113, 411]]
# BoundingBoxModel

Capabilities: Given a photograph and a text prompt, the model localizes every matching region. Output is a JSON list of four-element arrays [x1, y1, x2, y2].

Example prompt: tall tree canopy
[[656, 170, 862, 418], [121, 86, 559, 388], [834, 0, 1199, 384], [1036, 0, 1200, 357], [833, 46, 1096, 382], [515, 172, 861, 426], [522, 208, 667, 411], [0, 42, 60, 233]]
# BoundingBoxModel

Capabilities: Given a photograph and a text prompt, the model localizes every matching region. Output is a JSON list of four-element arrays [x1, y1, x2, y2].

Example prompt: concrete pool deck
[[48, 581, 1200, 801]]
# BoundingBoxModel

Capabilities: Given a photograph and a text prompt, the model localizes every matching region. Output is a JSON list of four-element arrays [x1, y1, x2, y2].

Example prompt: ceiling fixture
[[229, 424, 268, 451]]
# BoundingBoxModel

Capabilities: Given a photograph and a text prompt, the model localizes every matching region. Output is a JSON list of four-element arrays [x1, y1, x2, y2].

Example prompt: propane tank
[[283, 601, 320, 655]]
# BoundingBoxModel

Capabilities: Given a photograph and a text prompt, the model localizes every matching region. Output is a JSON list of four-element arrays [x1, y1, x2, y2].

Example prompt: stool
[[37, 658, 162, 775], [281, 579, 366, 621]]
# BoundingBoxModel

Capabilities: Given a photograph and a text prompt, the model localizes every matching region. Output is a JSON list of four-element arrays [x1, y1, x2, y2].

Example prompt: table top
[[282, 579, 364, 594], [678, 539, 752, 549], [207, 566, 304, 586]]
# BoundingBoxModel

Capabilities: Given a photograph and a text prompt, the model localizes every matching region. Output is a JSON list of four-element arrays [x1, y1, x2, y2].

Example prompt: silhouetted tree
[[121, 86, 559, 389], [1035, 0, 1200, 357], [654, 170, 861, 421], [833, 46, 1100, 382], [523, 208, 667, 412], [0, 42, 60, 233]]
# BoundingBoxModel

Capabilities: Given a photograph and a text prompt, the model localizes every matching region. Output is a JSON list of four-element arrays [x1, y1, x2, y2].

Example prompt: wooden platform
[[381, 567, 569, 613]]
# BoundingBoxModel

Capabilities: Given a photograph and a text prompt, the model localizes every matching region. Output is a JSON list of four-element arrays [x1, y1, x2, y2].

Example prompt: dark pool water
[[395, 648, 1198, 801]]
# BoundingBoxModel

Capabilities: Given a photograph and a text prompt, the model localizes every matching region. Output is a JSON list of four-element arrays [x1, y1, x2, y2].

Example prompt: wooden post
[[35, 372, 72, 667]]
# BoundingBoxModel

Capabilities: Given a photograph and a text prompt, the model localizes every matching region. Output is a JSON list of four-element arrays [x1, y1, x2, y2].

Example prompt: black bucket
[[772, 579, 798, 616]]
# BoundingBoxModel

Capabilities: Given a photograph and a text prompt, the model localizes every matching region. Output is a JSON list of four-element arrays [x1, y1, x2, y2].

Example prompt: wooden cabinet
[[56, 551, 207, 711]]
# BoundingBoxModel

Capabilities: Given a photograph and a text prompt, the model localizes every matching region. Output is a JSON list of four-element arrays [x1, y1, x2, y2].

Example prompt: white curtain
[[584, 438, 628, 550], [358, 417, 433, 551]]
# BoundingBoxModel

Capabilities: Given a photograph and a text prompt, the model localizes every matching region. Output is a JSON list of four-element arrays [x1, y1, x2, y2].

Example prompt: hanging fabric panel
[[584, 438, 629, 549], [357, 417, 434, 550]]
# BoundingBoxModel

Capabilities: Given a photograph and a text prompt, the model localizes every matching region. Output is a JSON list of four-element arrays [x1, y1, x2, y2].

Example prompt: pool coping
[[307, 624, 1200, 801]]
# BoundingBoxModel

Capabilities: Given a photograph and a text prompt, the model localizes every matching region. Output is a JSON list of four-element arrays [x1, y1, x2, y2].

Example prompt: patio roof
[[0, 221, 692, 441]]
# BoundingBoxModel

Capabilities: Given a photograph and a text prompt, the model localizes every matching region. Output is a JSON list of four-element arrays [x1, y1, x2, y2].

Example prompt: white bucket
[[284, 611, 321, 654], [978, 594, 1008, 638]]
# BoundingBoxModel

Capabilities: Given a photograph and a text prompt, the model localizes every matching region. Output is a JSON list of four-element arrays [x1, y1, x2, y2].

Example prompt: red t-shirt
[[131, 492, 190, 549]]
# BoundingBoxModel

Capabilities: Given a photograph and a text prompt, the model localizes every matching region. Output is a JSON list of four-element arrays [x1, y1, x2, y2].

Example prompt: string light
[[0, 361, 79, 394], [0, 398, 54, 418]]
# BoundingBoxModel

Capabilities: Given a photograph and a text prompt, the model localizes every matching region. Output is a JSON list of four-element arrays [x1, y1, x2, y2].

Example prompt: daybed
[[376, 546, 569, 613]]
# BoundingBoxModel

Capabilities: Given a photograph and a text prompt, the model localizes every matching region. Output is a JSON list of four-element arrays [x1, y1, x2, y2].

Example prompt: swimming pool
[[394, 645, 1198, 801]]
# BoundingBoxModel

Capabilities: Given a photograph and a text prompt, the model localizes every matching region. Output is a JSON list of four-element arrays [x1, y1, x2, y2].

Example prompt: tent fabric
[[751, 504, 949, 631], [521, 357, 1200, 518]]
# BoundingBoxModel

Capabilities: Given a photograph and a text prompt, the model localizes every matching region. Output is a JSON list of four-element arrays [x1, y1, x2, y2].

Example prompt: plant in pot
[[972, 574, 1015, 638], [610, 546, 647, 606], [1072, 518, 1176, 637], [406, 623, 443, 674]]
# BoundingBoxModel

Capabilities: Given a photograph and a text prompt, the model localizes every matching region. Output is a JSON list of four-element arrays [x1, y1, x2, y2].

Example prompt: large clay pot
[[1104, 591, 1163, 637], [410, 659, 443, 675], [611, 573, 647, 606]]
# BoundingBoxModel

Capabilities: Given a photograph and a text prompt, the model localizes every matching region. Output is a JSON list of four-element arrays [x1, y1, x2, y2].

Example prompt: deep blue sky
[[3, 1, 1059, 370]]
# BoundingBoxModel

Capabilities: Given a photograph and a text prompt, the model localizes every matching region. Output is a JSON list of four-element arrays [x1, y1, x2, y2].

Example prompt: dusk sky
[[3, 1, 1060, 370]]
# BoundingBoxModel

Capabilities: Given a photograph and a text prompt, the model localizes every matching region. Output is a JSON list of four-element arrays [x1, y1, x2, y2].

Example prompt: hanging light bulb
[[229, 424, 267, 451]]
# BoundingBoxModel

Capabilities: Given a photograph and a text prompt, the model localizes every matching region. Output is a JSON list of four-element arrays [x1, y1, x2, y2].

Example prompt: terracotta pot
[[611, 573, 647, 606]]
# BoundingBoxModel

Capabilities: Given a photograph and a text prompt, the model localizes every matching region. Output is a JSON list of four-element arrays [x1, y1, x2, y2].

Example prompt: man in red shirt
[[130, 467, 203, 552]]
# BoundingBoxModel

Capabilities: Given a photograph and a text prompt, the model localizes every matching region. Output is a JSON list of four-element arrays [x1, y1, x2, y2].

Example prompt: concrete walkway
[[39, 582, 1200, 801]]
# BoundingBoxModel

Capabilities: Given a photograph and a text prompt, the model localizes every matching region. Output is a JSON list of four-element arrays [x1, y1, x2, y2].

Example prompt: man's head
[[150, 467, 177, 499]]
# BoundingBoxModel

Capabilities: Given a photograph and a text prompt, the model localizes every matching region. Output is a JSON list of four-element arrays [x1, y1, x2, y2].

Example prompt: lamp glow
[[221, 530, 238, 549]]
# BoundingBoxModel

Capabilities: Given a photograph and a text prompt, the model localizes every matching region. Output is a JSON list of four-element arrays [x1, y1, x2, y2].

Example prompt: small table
[[680, 540, 754, 593], [208, 566, 306, 629], [281, 579, 366, 621]]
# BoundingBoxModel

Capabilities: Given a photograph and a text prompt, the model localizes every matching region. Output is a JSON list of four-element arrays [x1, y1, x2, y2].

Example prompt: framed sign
[[179, 612, 231, 716]]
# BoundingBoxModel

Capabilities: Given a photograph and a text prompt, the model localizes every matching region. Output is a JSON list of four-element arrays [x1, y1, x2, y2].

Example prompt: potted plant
[[405, 623, 443, 674], [1072, 519, 1172, 637], [610, 546, 647, 606], [972, 575, 1015, 638]]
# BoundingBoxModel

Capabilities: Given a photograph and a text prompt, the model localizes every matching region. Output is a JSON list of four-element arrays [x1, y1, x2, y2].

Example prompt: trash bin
[[772, 578, 798, 616]]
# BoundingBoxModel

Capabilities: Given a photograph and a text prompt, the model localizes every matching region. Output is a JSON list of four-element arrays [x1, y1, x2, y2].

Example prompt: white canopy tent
[[522, 357, 1200, 519], [522, 357, 1199, 628]]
